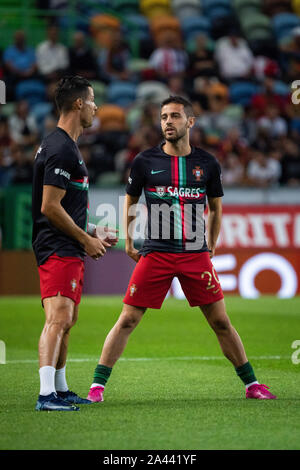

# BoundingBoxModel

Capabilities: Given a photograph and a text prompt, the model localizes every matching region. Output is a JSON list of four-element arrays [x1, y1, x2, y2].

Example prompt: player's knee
[[118, 305, 145, 331], [211, 318, 231, 333], [46, 309, 74, 332], [118, 314, 140, 331]]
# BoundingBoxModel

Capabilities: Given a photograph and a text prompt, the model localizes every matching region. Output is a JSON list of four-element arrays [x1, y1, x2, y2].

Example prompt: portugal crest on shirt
[[156, 186, 166, 197], [193, 166, 203, 181]]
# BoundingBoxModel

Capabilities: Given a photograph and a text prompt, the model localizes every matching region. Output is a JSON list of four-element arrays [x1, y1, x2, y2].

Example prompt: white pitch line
[[4, 355, 289, 364]]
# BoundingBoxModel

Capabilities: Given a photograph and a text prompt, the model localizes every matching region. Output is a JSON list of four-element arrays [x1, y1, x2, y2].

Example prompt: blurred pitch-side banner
[[83, 204, 300, 299], [172, 205, 300, 299]]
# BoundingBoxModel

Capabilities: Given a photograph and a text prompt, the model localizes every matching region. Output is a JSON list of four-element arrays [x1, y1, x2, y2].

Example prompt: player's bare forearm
[[124, 194, 140, 262], [41, 185, 108, 259], [207, 197, 222, 257], [45, 203, 88, 244]]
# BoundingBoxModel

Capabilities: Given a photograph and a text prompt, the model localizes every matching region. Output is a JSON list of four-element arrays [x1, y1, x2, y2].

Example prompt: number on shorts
[[201, 267, 220, 294]]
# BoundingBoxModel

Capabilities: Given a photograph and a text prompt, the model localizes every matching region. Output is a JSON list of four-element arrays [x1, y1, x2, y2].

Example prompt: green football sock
[[235, 361, 257, 386], [92, 364, 112, 387]]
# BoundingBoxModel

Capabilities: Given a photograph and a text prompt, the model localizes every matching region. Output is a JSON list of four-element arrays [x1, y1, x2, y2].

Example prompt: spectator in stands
[[280, 138, 300, 186], [0, 116, 11, 156], [188, 34, 217, 80], [214, 30, 254, 82], [3, 31, 37, 98], [263, 0, 292, 16], [246, 149, 281, 187], [251, 76, 288, 118], [253, 56, 280, 82], [251, 127, 273, 153], [36, 24, 69, 81], [279, 26, 300, 82], [8, 142, 34, 185], [36, 0, 68, 10], [0, 50, 4, 80], [139, 102, 161, 131], [3, 30, 36, 80], [189, 76, 210, 114], [69, 31, 98, 80], [221, 152, 245, 187], [0, 6, 298, 191], [78, 143, 98, 184], [257, 103, 288, 139], [0, 151, 12, 187], [240, 105, 258, 145], [118, 124, 161, 183], [206, 81, 229, 113], [104, 32, 131, 82], [167, 74, 190, 101], [42, 114, 57, 138], [195, 80, 239, 140], [190, 126, 206, 148], [288, 102, 300, 142], [149, 32, 188, 80], [8, 100, 39, 149], [0, 116, 13, 187], [218, 127, 249, 166]]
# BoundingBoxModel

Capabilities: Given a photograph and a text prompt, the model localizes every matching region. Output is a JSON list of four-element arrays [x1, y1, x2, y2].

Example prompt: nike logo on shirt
[[79, 160, 83, 165], [151, 170, 166, 175]]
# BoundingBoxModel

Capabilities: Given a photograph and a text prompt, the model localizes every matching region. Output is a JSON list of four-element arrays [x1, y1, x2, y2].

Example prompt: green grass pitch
[[0, 295, 300, 450]]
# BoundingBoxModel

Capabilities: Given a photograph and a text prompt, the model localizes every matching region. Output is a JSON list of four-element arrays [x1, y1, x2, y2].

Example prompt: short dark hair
[[161, 95, 194, 117], [54, 75, 92, 113]]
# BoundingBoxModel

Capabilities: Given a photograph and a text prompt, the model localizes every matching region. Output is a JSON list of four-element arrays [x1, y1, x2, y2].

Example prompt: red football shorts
[[38, 254, 85, 306], [123, 251, 224, 309]]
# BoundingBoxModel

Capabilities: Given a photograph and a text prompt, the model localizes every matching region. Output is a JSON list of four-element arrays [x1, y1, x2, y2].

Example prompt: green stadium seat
[[272, 12, 300, 40], [123, 13, 150, 41], [112, 0, 139, 14], [0, 0, 27, 6], [0, 102, 15, 118], [136, 80, 170, 104], [181, 15, 211, 41], [127, 58, 151, 72], [233, 0, 262, 18], [126, 105, 143, 130], [96, 171, 122, 187], [90, 81, 108, 106], [172, 0, 202, 20], [240, 13, 273, 41], [2, 186, 32, 250]]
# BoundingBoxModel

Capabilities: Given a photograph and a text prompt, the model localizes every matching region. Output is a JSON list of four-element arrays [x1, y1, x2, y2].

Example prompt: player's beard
[[163, 126, 187, 143], [82, 115, 93, 129], [81, 108, 95, 129]]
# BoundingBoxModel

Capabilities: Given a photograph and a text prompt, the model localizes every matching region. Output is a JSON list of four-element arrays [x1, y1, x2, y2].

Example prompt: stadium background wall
[[0, 187, 299, 298]]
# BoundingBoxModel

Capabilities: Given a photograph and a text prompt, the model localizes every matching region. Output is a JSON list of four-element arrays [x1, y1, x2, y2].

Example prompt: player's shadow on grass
[[97, 397, 300, 408], [101, 398, 251, 407]]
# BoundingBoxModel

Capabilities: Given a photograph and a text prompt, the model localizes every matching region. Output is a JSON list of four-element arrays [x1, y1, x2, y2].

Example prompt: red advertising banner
[[217, 205, 300, 249], [172, 205, 300, 299]]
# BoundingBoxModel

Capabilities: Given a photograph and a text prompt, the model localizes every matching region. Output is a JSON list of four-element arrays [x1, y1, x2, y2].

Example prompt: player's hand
[[126, 246, 140, 263], [83, 235, 110, 260], [96, 226, 119, 246], [208, 248, 215, 259]]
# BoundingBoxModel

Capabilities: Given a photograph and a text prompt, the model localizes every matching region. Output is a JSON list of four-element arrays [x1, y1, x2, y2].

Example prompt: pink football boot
[[87, 386, 105, 402], [246, 384, 277, 400]]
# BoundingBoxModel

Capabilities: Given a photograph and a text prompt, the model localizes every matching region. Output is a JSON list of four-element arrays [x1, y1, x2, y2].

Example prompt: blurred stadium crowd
[[1, 0, 300, 188]]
